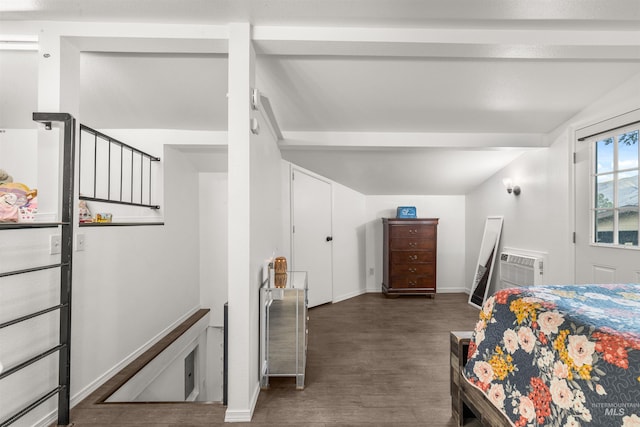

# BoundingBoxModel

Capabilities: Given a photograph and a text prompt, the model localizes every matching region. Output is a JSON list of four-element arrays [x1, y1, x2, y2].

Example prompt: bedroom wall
[[332, 180, 368, 302], [365, 196, 466, 293], [465, 71, 640, 297], [465, 146, 569, 296]]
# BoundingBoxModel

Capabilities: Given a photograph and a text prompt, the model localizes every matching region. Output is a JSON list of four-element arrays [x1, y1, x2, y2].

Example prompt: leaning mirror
[[468, 216, 503, 309]]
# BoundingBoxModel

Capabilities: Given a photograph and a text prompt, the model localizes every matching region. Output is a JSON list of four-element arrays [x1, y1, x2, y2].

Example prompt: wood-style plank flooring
[[62, 293, 481, 426]]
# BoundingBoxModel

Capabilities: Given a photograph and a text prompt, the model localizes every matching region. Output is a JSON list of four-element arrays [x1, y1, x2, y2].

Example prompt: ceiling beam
[[279, 131, 546, 150], [253, 26, 640, 60], [0, 21, 230, 53]]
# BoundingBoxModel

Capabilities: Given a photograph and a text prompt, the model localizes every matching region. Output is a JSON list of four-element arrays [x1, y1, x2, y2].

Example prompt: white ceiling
[[3, 0, 640, 28], [2, 0, 640, 195]]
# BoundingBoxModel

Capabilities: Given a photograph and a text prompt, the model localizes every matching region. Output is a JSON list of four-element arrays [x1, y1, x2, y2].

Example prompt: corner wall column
[[37, 31, 80, 221], [225, 22, 258, 422]]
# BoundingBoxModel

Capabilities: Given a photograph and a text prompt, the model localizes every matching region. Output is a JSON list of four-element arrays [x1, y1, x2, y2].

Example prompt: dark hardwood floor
[[63, 292, 481, 426]]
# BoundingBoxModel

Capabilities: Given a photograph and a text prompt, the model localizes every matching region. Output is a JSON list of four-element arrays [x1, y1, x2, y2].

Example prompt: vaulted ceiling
[[2, 0, 640, 194]]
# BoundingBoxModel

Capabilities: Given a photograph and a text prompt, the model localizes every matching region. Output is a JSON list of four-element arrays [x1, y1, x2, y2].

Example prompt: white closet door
[[292, 168, 333, 307]]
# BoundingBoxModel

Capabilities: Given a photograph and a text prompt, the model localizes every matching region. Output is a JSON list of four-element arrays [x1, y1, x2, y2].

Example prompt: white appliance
[[499, 250, 545, 288]]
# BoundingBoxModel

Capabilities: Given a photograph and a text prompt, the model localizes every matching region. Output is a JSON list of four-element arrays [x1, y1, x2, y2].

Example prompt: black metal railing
[[0, 112, 75, 427], [79, 125, 160, 209]]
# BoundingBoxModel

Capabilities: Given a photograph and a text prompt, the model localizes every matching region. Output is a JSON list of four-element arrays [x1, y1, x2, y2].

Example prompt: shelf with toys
[[77, 124, 161, 226]]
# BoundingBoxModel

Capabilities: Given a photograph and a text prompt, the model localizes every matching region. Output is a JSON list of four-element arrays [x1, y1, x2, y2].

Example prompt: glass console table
[[260, 271, 308, 390]]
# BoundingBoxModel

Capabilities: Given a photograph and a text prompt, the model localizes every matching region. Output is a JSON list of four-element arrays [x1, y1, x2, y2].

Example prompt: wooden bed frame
[[450, 331, 512, 427]]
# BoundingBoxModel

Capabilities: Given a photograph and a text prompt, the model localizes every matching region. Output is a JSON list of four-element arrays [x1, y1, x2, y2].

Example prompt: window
[[592, 125, 639, 246]]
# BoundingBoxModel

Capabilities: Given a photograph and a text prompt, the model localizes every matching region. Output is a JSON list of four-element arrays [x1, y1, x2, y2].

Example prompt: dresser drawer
[[390, 275, 436, 289], [390, 263, 435, 276], [390, 251, 434, 264], [389, 225, 435, 239], [389, 238, 435, 251]]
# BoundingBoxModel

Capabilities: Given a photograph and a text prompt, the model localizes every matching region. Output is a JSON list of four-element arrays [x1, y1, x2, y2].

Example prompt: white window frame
[[587, 122, 639, 248]]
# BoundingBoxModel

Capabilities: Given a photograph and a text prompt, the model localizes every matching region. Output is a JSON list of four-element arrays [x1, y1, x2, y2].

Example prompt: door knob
[[326, 236, 333, 242]]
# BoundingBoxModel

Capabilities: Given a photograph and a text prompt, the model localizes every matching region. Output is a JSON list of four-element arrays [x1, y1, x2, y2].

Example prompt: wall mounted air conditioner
[[499, 250, 545, 289]]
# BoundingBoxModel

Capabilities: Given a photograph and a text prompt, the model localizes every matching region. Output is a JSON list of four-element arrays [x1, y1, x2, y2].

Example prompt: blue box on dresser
[[396, 206, 417, 218]]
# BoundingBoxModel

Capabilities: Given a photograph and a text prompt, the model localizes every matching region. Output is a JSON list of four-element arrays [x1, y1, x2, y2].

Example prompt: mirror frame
[[468, 216, 503, 309]]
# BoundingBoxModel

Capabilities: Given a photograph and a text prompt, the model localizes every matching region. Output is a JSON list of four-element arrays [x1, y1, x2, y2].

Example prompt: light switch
[[49, 235, 61, 255], [76, 234, 86, 251]]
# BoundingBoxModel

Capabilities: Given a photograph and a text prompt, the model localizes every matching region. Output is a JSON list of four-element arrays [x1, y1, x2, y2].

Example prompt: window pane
[[618, 171, 638, 208], [596, 137, 614, 174], [618, 208, 638, 246], [596, 175, 614, 208], [618, 130, 638, 170], [595, 209, 614, 243]]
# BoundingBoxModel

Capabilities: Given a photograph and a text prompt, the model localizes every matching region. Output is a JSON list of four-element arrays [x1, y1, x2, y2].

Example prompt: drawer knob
[[409, 255, 418, 261], [409, 268, 416, 273]]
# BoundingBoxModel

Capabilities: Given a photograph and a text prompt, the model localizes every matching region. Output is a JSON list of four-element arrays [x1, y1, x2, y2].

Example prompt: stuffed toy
[[0, 171, 37, 222], [0, 169, 13, 184], [79, 200, 92, 223], [0, 192, 19, 222]]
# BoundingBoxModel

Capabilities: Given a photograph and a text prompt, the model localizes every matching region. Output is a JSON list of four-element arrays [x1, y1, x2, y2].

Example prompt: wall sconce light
[[502, 178, 521, 195], [251, 88, 260, 110], [250, 117, 260, 135]]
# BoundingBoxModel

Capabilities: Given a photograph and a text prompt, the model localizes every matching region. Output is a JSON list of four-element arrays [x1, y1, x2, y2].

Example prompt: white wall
[[465, 147, 569, 296], [0, 130, 38, 187], [72, 134, 230, 409], [248, 114, 283, 403], [199, 172, 228, 327], [465, 71, 640, 297], [332, 182, 367, 302], [71, 143, 201, 403], [365, 196, 467, 293], [0, 50, 38, 129]]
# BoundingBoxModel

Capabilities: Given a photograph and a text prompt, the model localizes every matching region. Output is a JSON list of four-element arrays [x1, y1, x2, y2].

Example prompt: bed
[[451, 283, 640, 427]]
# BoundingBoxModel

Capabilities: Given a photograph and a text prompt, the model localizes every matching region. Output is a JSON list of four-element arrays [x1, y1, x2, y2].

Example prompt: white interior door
[[292, 168, 333, 307], [574, 120, 640, 284]]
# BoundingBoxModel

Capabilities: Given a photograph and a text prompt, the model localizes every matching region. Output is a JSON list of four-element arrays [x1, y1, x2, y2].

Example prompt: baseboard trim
[[34, 412, 56, 427], [224, 381, 260, 422], [333, 288, 367, 303], [366, 287, 471, 294], [437, 287, 471, 294]]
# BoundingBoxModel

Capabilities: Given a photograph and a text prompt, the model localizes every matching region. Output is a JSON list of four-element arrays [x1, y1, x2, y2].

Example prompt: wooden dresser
[[382, 218, 439, 296]]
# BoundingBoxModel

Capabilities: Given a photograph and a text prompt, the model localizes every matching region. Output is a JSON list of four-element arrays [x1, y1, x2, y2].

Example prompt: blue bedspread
[[463, 284, 640, 427]]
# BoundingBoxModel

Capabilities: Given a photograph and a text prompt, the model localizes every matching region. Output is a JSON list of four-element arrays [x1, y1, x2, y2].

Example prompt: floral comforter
[[463, 284, 640, 427]]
